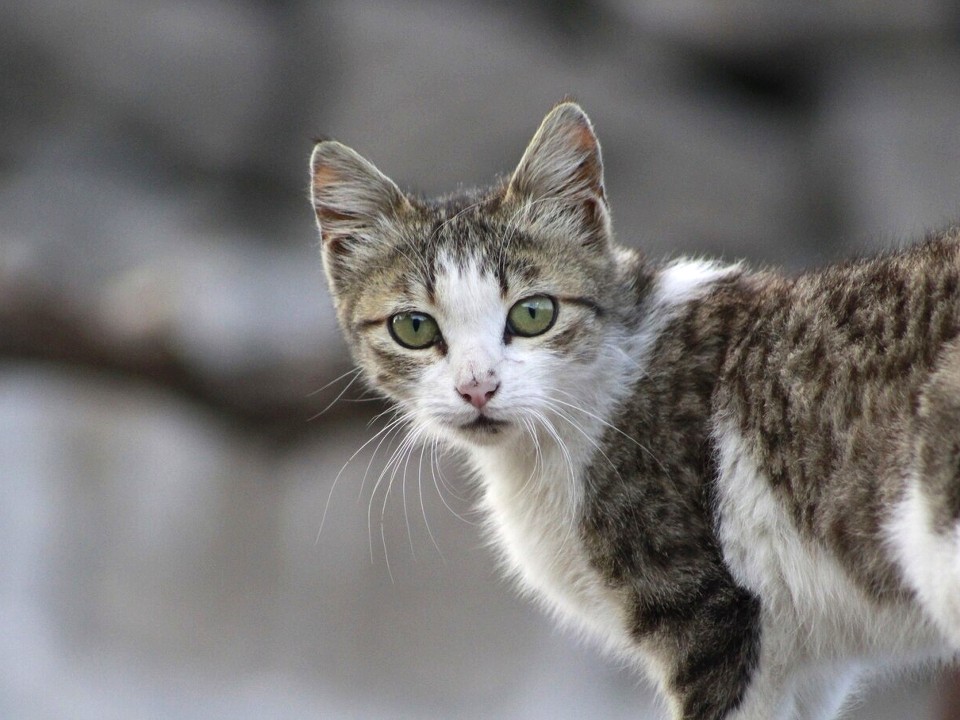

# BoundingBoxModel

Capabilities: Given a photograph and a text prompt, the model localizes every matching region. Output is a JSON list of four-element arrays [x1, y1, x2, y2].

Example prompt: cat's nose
[[457, 377, 500, 409]]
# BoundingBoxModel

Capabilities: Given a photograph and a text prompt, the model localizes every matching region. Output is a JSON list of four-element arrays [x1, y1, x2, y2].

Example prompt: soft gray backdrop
[[3, 1, 960, 718]]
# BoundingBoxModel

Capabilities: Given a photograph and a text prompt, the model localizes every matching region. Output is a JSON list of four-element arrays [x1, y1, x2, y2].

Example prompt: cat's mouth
[[458, 415, 509, 435]]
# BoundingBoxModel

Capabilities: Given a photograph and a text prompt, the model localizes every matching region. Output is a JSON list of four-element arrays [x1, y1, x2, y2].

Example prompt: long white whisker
[[308, 370, 364, 421], [307, 366, 362, 397], [527, 406, 582, 559], [367, 403, 402, 428], [418, 440, 446, 561], [426, 433, 470, 503], [540, 398, 621, 484], [366, 429, 406, 565], [399, 427, 423, 560], [316, 409, 410, 544], [429, 439, 477, 525], [357, 411, 412, 502], [524, 409, 580, 561], [369, 439, 407, 577], [529, 408, 576, 487], [550, 390, 667, 474], [368, 424, 421, 576], [514, 415, 543, 499]]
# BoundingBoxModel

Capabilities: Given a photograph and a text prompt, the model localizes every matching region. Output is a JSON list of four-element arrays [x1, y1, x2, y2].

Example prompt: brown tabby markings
[[720, 235, 960, 598]]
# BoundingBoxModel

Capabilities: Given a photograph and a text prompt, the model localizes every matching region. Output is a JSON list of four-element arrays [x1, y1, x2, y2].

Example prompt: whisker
[[529, 407, 576, 487], [541, 398, 622, 484], [306, 366, 362, 397], [367, 403, 402, 428], [550, 390, 667, 474], [418, 440, 446, 562], [430, 439, 478, 525], [368, 433, 408, 577], [357, 411, 412, 502], [515, 415, 544, 499], [429, 437, 471, 504], [307, 370, 364, 421], [524, 409, 580, 560], [370, 424, 424, 579], [399, 428, 422, 560], [315, 409, 411, 544]]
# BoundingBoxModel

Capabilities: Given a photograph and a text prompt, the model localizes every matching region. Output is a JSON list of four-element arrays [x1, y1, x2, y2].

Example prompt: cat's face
[[311, 103, 635, 448]]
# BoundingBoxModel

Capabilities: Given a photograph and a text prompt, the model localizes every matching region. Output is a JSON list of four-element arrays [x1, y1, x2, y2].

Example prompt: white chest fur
[[469, 438, 634, 657]]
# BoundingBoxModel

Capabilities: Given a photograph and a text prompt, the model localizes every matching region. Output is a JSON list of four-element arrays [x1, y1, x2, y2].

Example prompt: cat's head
[[310, 103, 643, 448]]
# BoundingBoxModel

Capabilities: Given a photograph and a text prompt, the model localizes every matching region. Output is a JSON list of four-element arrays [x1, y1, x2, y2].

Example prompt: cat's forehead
[[430, 253, 506, 332], [388, 201, 525, 291], [412, 231, 543, 305], [432, 250, 503, 296], [344, 192, 609, 325], [419, 199, 512, 264]]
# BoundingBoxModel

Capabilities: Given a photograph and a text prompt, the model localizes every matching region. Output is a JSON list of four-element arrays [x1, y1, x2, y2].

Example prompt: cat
[[308, 101, 960, 720]]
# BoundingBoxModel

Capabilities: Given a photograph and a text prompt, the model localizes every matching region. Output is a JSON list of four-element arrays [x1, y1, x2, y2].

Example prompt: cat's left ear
[[505, 102, 610, 246]]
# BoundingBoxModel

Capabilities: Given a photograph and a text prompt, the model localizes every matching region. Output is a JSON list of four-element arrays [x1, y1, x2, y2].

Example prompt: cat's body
[[310, 103, 960, 719]]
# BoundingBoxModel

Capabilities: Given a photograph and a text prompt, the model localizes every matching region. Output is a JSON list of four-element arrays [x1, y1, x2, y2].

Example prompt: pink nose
[[457, 377, 499, 409]]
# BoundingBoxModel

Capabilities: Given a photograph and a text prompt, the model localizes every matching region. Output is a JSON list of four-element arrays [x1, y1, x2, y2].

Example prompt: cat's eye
[[389, 311, 441, 349], [507, 295, 557, 337]]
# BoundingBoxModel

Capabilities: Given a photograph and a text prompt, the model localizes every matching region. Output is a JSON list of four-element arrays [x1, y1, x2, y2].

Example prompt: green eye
[[507, 295, 557, 337], [389, 312, 441, 349]]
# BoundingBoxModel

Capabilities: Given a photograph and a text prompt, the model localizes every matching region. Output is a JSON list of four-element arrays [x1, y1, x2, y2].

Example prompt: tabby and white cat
[[309, 102, 960, 720]]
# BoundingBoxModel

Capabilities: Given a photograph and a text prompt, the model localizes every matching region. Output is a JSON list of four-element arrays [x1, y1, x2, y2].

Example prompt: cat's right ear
[[310, 141, 411, 286]]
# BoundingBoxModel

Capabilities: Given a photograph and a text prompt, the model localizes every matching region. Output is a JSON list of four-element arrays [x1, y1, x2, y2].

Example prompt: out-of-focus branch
[[0, 276, 375, 442]]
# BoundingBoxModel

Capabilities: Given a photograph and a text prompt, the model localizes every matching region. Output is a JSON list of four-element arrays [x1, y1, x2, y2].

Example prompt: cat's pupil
[[527, 306, 537, 319], [412, 317, 421, 333]]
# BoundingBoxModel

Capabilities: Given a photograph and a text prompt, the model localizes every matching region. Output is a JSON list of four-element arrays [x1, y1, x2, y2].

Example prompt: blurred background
[[2, 1, 960, 718]]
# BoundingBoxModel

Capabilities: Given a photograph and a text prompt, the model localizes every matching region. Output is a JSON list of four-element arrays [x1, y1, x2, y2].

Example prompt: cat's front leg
[[637, 581, 798, 720], [659, 622, 856, 720], [662, 654, 796, 720], [684, 630, 796, 720]]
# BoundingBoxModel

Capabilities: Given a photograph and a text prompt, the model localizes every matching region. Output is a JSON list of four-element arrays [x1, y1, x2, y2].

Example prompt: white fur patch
[[888, 477, 960, 647], [656, 258, 740, 306]]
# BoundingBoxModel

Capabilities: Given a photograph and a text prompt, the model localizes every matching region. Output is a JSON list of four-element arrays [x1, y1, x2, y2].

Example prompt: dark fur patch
[[582, 270, 763, 717]]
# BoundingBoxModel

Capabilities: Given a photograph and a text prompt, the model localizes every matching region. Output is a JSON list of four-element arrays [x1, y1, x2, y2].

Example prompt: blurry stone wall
[[2, 1, 960, 718]]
